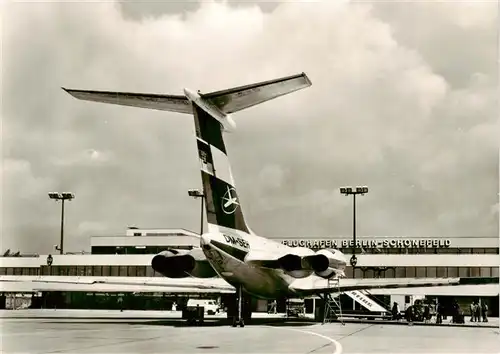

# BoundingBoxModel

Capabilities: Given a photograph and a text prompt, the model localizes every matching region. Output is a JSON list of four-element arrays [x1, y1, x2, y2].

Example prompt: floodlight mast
[[48, 192, 75, 254], [188, 189, 205, 236], [339, 186, 368, 276]]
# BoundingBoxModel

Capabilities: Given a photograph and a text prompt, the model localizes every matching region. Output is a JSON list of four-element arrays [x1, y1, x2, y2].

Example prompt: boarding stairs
[[361, 289, 392, 312], [323, 278, 345, 325]]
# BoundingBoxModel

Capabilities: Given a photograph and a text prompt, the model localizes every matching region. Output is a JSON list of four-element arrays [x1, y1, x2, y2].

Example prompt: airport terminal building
[[1, 227, 499, 315]]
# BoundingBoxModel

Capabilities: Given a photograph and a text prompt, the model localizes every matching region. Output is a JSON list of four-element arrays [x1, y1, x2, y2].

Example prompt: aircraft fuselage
[[200, 232, 292, 298], [199, 228, 347, 299]]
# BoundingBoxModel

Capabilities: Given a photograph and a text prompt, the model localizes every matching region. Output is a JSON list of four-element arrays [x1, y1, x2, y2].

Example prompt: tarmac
[[1, 310, 499, 354]]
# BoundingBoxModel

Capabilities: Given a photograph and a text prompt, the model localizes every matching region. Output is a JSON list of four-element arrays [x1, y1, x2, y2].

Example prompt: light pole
[[188, 189, 205, 235], [340, 186, 368, 272], [48, 192, 75, 255]]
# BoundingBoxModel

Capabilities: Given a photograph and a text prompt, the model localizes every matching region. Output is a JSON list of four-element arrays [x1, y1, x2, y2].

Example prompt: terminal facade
[[1, 228, 499, 316]]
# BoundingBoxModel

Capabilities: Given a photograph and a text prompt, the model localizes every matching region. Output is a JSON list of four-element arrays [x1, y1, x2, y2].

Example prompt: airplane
[[60, 73, 498, 327]]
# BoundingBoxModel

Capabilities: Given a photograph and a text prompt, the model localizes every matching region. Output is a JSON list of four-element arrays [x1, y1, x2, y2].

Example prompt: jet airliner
[[60, 73, 498, 327]]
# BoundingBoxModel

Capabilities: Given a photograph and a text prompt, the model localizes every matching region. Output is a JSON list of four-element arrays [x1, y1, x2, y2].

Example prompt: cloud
[[369, 1, 498, 89], [2, 0, 498, 253], [50, 149, 116, 167]]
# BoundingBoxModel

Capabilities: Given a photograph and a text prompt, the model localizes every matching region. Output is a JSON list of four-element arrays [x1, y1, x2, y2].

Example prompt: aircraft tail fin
[[193, 102, 251, 235]]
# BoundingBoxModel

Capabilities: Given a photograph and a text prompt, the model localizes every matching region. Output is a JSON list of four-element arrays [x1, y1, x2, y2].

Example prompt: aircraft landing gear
[[232, 285, 245, 328]]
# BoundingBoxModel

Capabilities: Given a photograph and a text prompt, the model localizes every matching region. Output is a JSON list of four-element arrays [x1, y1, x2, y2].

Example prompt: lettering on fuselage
[[223, 234, 250, 249]]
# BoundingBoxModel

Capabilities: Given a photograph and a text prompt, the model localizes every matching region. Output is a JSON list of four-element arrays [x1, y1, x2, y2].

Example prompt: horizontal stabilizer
[[62, 88, 192, 114], [62, 72, 311, 116], [203, 72, 312, 114]]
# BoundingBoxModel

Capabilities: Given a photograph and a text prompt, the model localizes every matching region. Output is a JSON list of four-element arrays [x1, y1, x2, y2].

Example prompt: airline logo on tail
[[222, 186, 239, 214]]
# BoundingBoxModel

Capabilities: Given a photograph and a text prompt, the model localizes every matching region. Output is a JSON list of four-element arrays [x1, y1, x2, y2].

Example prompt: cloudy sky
[[2, 0, 498, 254]]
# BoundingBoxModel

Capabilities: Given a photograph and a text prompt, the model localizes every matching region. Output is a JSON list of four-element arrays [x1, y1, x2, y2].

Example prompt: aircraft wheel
[[239, 319, 245, 327]]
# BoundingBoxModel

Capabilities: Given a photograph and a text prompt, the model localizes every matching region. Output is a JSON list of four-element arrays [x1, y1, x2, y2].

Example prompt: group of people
[[391, 299, 489, 324], [470, 301, 488, 322], [392, 301, 432, 323]]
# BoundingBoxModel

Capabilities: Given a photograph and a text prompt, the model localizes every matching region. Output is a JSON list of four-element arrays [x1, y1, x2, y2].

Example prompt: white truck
[[186, 299, 219, 315]]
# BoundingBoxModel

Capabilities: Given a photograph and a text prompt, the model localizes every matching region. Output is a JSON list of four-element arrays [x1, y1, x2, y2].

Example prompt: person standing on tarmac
[[423, 305, 430, 323], [436, 303, 443, 324], [117, 296, 123, 312], [475, 301, 481, 322], [392, 302, 400, 320], [470, 302, 476, 322], [481, 302, 488, 322], [405, 305, 413, 324], [451, 300, 459, 323]]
